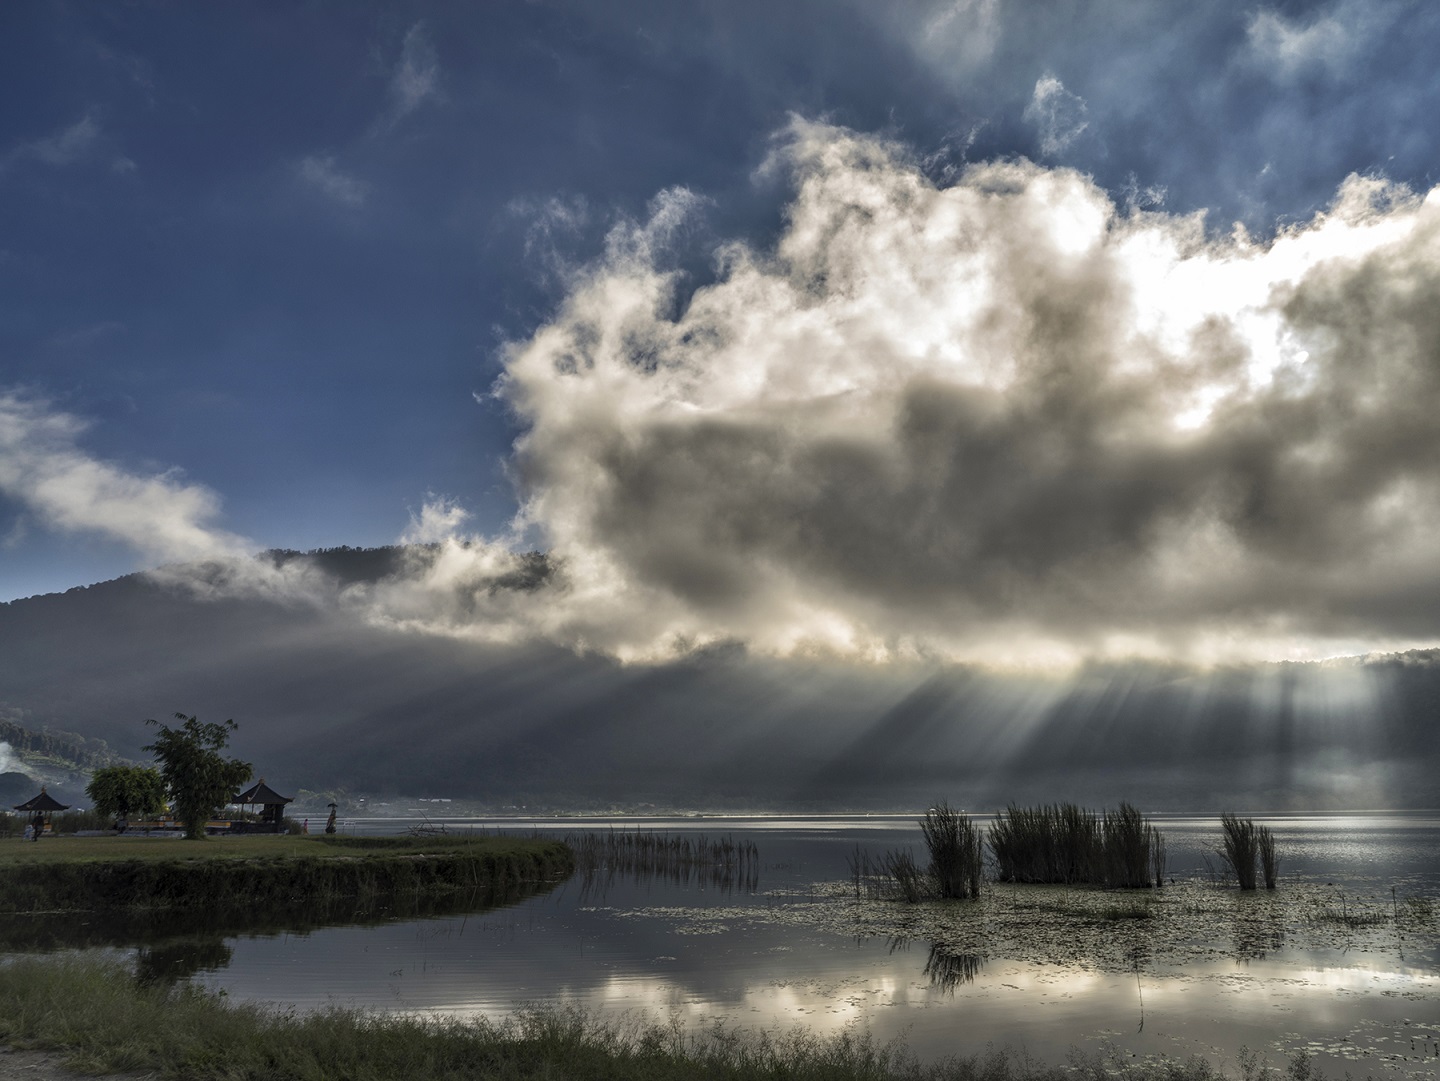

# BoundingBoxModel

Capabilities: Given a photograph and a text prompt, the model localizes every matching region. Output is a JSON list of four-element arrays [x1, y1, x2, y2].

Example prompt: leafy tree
[[85, 765, 166, 823], [143, 713, 251, 840]]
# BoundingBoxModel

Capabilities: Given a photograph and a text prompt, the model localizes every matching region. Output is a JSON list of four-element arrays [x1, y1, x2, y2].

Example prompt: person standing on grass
[[31, 811, 44, 841]]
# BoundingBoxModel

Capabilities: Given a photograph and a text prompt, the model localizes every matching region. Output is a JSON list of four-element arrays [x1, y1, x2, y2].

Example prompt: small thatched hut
[[13, 787, 69, 839], [231, 779, 293, 833]]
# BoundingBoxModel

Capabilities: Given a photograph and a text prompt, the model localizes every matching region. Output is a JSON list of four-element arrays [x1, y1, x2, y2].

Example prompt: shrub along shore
[[0, 957, 1315, 1081], [0, 834, 573, 913]]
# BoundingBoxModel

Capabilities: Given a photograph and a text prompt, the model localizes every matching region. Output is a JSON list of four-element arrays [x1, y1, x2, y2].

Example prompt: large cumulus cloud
[[390, 120, 1440, 665]]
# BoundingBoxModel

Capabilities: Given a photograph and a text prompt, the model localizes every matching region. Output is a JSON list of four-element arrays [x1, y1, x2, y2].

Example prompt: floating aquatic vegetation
[[622, 876, 1440, 976]]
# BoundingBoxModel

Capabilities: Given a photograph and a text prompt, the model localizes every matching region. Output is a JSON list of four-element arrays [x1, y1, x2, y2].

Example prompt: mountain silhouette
[[1, 548, 1435, 810]]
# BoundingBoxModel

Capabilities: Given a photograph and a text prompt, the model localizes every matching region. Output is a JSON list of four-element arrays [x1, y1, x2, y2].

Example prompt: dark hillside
[[1, 549, 1436, 810]]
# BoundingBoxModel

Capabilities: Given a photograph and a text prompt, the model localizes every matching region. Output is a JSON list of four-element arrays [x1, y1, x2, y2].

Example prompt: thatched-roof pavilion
[[13, 788, 69, 813], [231, 779, 293, 833], [14, 786, 68, 840]]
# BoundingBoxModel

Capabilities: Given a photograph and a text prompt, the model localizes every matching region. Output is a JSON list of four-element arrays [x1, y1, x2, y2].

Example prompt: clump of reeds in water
[[566, 831, 759, 895], [1219, 814, 1278, 890], [989, 802, 1165, 889], [847, 803, 983, 903], [846, 846, 906, 901], [920, 800, 983, 900], [845, 846, 938, 903], [881, 848, 929, 903], [1102, 802, 1166, 889], [988, 803, 1092, 886], [1257, 824, 1278, 889]]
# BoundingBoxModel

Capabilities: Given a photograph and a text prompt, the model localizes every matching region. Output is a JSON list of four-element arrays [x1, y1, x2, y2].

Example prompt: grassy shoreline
[[0, 834, 573, 913], [0, 957, 1315, 1081]]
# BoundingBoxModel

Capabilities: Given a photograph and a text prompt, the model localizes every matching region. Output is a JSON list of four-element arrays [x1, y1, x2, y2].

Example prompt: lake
[[155, 813, 1440, 1076]]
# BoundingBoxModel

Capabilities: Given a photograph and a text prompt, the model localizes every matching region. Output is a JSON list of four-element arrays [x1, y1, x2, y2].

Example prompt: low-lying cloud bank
[[404, 119, 1440, 665], [0, 393, 250, 567], [12, 120, 1440, 667]]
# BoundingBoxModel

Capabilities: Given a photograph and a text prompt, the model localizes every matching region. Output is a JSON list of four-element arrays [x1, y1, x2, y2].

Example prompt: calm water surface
[[190, 813, 1439, 1076]]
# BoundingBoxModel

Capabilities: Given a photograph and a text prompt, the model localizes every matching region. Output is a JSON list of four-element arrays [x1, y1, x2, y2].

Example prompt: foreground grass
[[0, 834, 572, 913], [0, 957, 1311, 1081]]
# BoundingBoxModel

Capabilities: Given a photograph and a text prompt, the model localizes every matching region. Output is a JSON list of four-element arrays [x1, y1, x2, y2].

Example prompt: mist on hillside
[[0, 548, 1434, 812]]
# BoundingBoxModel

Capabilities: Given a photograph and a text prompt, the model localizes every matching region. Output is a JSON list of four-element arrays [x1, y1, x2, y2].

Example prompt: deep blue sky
[[4, 0, 1439, 605]]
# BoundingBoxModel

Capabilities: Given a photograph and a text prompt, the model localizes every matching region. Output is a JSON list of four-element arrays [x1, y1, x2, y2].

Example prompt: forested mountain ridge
[[1, 547, 1436, 811], [0, 710, 125, 772]]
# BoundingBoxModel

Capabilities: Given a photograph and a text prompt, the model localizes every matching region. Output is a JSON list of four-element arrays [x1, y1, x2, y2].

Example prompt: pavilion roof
[[14, 788, 69, 812], [232, 779, 293, 806]]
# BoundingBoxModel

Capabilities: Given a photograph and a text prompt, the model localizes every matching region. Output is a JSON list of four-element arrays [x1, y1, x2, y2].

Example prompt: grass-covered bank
[[0, 957, 1319, 1081], [0, 835, 572, 913]]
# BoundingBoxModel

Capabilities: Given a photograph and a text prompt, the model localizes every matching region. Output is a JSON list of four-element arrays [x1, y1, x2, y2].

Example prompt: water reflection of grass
[[0, 878, 563, 989], [923, 944, 984, 992]]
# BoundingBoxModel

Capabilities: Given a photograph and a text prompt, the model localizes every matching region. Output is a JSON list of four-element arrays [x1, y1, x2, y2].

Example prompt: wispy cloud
[[0, 392, 350, 604], [508, 194, 590, 255], [298, 154, 370, 207], [1024, 74, 1089, 157], [914, 0, 1002, 73], [0, 392, 250, 566], [45, 320, 126, 351], [23, 114, 100, 165], [378, 22, 442, 130], [2, 114, 134, 173], [1245, 2, 1384, 79]]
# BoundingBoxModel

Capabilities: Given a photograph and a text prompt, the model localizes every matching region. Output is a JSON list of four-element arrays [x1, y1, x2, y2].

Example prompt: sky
[[4, 1, 1440, 668]]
